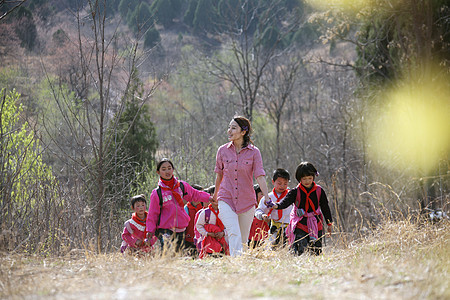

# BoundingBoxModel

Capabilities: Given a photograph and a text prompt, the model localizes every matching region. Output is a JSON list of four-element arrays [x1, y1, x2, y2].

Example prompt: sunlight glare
[[307, 0, 374, 11], [368, 74, 450, 173]]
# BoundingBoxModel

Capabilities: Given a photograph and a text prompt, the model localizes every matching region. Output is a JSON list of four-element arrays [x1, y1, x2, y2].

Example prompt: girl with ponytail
[[212, 116, 270, 256]]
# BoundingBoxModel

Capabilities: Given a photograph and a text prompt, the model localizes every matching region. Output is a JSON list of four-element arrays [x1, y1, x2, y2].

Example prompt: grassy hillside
[[2, 219, 448, 299]]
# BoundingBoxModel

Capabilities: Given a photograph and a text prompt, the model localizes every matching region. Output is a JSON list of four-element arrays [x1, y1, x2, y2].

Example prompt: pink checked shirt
[[215, 142, 266, 214]]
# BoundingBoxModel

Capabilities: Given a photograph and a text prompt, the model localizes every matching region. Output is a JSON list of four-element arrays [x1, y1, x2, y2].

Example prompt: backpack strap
[[180, 181, 187, 197], [204, 208, 211, 224], [156, 187, 163, 230]]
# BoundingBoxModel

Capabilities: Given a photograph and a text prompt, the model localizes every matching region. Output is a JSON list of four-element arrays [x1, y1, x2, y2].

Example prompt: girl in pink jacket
[[146, 158, 212, 253]]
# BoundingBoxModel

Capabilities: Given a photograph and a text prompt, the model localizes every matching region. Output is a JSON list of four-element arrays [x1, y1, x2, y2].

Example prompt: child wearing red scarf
[[248, 184, 269, 248], [272, 162, 333, 255], [254, 169, 292, 248], [121, 194, 155, 254], [195, 202, 230, 258], [184, 184, 207, 255], [146, 158, 212, 254]]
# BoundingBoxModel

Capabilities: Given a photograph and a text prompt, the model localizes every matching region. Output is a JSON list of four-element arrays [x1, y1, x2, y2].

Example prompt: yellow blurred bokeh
[[368, 74, 450, 173], [306, 0, 374, 11]]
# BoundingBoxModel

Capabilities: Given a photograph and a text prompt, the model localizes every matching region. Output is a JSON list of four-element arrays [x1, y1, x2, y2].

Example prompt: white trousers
[[218, 201, 255, 257]]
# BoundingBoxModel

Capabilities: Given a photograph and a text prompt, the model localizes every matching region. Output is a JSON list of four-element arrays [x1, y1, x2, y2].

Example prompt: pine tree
[[144, 27, 161, 48], [105, 69, 158, 208]]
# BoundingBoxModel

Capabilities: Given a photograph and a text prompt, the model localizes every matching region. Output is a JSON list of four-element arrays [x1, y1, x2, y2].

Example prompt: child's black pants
[[292, 228, 323, 255]]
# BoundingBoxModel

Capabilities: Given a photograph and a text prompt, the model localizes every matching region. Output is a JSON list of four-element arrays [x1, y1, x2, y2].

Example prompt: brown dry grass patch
[[1, 219, 449, 300]]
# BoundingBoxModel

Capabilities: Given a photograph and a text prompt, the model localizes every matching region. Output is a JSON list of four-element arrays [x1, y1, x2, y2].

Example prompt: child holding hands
[[146, 158, 212, 253], [195, 200, 230, 258], [271, 162, 333, 255], [184, 184, 206, 254], [255, 168, 293, 248], [248, 184, 269, 248]]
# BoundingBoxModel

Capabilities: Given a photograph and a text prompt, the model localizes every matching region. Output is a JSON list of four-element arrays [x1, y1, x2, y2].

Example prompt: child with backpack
[[195, 199, 229, 258], [271, 162, 333, 255], [121, 194, 155, 254], [254, 168, 293, 249], [184, 184, 206, 255], [146, 158, 212, 254], [247, 184, 269, 248]]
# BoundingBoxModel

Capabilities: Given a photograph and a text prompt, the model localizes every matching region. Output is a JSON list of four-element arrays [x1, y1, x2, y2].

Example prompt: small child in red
[[184, 184, 206, 255], [248, 184, 269, 248], [121, 194, 155, 254], [195, 201, 229, 258]]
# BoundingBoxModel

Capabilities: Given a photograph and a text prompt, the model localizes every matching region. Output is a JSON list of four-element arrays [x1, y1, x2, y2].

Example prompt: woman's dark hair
[[295, 162, 319, 182], [130, 194, 146, 208], [156, 158, 174, 171], [272, 168, 290, 181], [233, 116, 253, 147]]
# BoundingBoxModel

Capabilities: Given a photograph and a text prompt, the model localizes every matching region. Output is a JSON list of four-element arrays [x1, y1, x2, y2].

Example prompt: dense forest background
[[1, 0, 449, 254]]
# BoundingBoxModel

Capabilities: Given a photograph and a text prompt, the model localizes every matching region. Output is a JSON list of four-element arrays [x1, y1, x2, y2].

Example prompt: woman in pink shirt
[[212, 116, 270, 256]]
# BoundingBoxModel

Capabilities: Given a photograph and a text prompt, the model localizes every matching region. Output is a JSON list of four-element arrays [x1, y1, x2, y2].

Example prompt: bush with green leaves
[[0, 89, 60, 253]]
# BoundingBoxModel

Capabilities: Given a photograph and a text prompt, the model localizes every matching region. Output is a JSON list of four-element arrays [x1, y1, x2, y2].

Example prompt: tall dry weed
[[1, 217, 448, 299]]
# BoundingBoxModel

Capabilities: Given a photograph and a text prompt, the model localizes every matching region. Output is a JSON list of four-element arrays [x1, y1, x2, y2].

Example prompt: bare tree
[[260, 52, 303, 166], [40, 0, 160, 252], [206, 0, 302, 121], [0, 0, 27, 22]]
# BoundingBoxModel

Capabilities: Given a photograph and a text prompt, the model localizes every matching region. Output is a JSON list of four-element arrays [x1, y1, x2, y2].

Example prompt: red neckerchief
[[268, 188, 289, 221], [187, 202, 202, 211], [208, 203, 224, 231], [159, 177, 184, 207], [297, 182, 318, 213], [161, 176, 175, 187], [132, 212, 147, 226]]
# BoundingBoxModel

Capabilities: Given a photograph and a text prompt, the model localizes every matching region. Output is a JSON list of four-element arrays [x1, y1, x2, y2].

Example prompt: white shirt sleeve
[[195, 210, 208, 237], [255, 196, 270, 220]]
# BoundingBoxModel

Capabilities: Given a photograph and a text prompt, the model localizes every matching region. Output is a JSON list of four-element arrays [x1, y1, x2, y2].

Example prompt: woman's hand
[[256, 175, 270, 206], [210, 195, 218, 205], [212, 173, 223, 206]]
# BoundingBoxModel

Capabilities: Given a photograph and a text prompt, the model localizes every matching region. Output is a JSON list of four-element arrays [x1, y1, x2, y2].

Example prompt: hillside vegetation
[[0, 0, 448, 260]]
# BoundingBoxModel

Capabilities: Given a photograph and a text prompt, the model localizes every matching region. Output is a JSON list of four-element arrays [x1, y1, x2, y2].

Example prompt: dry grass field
[[1, 219, 449, 300]]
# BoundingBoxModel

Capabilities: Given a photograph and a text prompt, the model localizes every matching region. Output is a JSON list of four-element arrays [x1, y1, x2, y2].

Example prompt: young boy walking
[[272, 162, 333, 255], [255, 168, 292, 248]]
